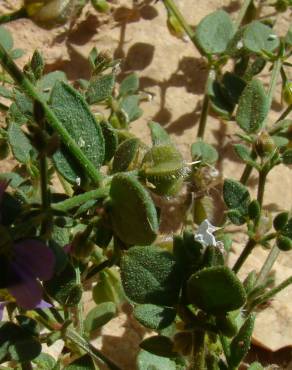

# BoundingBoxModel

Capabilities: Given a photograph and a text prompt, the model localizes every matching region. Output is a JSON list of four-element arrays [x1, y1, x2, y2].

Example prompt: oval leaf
[[243, 21, 279, 54], [187, 266, 246, 314], [134, 304, 176, 330], [50, 81, 105, 181], [84, 302, 116, 333], [110, 173, 159, 245], [236, 79, 269, 134], [121, 245, 182, 306], [195, 10, 235, 55]]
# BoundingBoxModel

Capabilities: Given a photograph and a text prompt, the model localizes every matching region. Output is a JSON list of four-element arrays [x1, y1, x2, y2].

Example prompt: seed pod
[[273, 211, 289, 231], [24, 0, 74, 26], [140, 144, 188, 196], [276, 235, 292, 251], [109, 173, 159, 245]]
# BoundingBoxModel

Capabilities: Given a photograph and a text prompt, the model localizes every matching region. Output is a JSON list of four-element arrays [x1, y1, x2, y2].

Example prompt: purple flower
[[7, 239, 55, 309], [0, 181, 55, 312]]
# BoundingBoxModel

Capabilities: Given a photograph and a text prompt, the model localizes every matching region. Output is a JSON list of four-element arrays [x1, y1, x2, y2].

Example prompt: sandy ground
[[0, 0, 292, 368]]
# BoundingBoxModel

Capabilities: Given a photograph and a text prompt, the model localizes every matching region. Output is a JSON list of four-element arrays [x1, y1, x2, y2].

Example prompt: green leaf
[[7, 122, 36, 164], [100, 120, 118, 163], [137, 350, 179, 370], [285, 24, 292, 46], [110, 173, 159, 245], [234, 144, 257, 167], [187, 266, 246, 314], [50, 81, 105, 182], [223, 179, 251, 225], [140, 144, 186, 196], [148, 121, 171, 146], [120, 95, 143, 123], [282, 149, 292, 164], [44, 262, 82, 306], [10, 48, 25, 59], [64, 354, 95, 369], [222, 72, 246, 105], [195, 10, 235, 55], [0, 322, 41, 363], [86, 74, 115, 104], [229, 314, 255, 368], [243, 21, 279, 54], [134, 304, 176, 330], [191, 140, 218, 164], [0, 85, 13, 99], [121, 245, 182, 306], [92, 269, 124, 305], [37, 71, 67, 100], [112, 138, 140, 173], [32, 353, 58, 370], [84, 302, 116, 333], [140, 336, 177, 358], [236, 79, 269, 134], [248, 362, 264, 370], [0, 27, 13, 51], [281, 217, 292, 239], [119, 73, 139, 96]]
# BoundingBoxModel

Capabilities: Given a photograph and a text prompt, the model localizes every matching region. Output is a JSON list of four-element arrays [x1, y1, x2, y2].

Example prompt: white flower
[[194, 219, 220, 248]]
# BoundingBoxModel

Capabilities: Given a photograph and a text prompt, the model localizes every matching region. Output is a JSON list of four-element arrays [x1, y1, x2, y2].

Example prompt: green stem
[[75, 264, 84, 336], [40, 155, 49, 210], [197, 71, 215, 139], [0, 8, 27, 24], [191, 331, 205, 370], [232, 239, 257, 273], [0, 43, 103, 185], [275, 104, 292, 123], [250, 275, 292, 310], [240, 149, 257, 184], [52, 187, 110, 212], [255, 244, 280, 286], [257, 168, 268, 207], [66, 328, 122, 370], [234, 0, 253, 30]]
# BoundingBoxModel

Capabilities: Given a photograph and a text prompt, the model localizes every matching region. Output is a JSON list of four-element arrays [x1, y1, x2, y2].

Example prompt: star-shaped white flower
[[194, 219, 221, 248]]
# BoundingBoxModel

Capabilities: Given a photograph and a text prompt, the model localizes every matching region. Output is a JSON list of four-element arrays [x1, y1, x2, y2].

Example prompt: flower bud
[[255, 131, 276, 157], [282, 82, 292, 105], [273, 211, 289, 231], [276, 235, 292, 251]]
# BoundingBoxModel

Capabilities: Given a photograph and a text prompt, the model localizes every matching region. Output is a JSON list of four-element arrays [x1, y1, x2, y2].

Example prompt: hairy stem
[[257, 168, 268, 207], [250, 275, 292, 311], [275, 103, 292, 123], [66, 328, 122, 370], [256, 244, 280, 286], [0, 44, 103, 185], [75, 264, 84, 336], [234, 0, 254, 30], [52, 187, 110, 212], [233, 238, 257, 273]]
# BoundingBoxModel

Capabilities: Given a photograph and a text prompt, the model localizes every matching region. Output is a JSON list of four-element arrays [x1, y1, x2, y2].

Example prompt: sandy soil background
[[0, 0, 291, 368]]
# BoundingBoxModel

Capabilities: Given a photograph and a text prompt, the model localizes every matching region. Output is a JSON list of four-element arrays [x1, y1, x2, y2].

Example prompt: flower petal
[[8, 263, 43, 309], [35, 300, 52, 309], [13, 240, 55, 281]]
